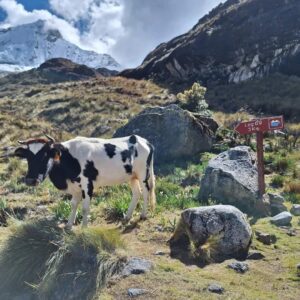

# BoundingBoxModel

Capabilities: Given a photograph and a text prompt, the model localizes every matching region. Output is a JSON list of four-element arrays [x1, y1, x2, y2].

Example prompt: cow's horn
[[44, 133, 55, 143], [18, 140, 27, 145]]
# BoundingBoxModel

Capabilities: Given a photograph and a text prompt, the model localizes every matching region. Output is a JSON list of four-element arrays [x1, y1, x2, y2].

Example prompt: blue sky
[[0, 0, 223, 67]]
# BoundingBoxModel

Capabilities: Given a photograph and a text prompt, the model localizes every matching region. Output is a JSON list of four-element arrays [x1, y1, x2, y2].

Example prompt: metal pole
[[256, 131, 265, 197]]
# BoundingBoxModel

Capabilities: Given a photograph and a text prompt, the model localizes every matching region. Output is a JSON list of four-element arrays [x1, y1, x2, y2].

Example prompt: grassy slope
[[0, 76, 172, 139], [0, 77, 299, 299]]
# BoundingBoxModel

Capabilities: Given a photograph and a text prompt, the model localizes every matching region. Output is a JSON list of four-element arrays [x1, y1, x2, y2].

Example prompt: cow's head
[[10, 134, 61, 186]]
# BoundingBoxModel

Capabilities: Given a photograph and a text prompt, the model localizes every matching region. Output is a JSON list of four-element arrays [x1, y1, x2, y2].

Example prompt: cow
[[1, 134, 156, 228]]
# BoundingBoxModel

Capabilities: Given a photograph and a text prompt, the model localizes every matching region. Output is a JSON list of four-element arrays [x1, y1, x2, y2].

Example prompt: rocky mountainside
[[0, 20, 120, 73], [122, 0, 300, 88], [0, 58, 117, 85]]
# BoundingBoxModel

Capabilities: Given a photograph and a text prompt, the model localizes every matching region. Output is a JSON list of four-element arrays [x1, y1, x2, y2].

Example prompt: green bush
[[177, 83, 212, 116], [271, 175, 285, 188]]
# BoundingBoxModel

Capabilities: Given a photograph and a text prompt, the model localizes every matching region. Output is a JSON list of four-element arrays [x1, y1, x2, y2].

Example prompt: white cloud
[[0, 0, 223, 68], [49, 0, 94, 21], [0, 0, 82, 46]]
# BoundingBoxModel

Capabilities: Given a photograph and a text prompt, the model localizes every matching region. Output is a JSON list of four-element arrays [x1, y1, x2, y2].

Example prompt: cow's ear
[[49, 148, 61, 162], [14, 147, 29, 158]]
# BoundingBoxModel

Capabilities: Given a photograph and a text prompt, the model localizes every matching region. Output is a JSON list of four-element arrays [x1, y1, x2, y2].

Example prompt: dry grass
[[0, 77, 173, 140]]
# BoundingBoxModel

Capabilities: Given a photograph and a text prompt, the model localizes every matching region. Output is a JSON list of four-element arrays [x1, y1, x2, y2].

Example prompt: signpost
[[234, 116, 284, 197]]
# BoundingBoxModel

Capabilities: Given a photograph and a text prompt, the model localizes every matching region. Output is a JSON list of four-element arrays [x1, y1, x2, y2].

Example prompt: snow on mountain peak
[[0, 20, 121, 73]]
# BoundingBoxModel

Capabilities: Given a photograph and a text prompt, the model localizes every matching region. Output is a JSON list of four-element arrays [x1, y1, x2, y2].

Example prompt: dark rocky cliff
[[122, 0, 300, 88]]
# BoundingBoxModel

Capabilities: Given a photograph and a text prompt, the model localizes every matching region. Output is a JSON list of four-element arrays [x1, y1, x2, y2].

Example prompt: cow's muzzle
[[25, 178, 40, 186]]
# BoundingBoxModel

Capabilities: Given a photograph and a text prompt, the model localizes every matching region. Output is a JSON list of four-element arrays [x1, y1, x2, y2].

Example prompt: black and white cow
[[7, 134, 156, 228]]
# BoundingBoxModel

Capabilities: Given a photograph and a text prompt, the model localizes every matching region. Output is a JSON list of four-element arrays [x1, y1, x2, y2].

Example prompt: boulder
[[169, 205, 252, 263], [113, 104, 218, 163], [268, 193, 287, 215], [270, 212, 292, 226], [291, 204, 300, 216], [198, 146, 270, 216]]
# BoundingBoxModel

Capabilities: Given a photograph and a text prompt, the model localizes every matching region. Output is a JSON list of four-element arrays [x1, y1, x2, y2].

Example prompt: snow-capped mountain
[[0, 20, 120, 73]]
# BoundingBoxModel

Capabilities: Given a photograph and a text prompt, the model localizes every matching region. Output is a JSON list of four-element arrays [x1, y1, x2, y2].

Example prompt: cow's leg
[[81, 179, 92, 227], [125, 178, 141, 221], [139, 178, 149, 220], [66, 192, 81, 229], [82, 195, 91, 227]]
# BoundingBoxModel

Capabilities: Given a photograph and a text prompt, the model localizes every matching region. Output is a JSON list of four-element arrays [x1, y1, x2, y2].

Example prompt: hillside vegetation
[[0, 76, 172, 139]]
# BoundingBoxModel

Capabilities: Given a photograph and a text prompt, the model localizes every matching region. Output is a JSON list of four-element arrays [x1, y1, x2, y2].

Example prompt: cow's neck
[[48, 144, 81, 190]]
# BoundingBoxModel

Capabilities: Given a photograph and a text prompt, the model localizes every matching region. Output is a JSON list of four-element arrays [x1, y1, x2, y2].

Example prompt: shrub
[[0, 220, 124, 299], [177, 83, 212, 116], [272, 158, 291, 174], [284, 181, 300, 194], [271, 175, 285, 188], [285, 193, 300, 204]]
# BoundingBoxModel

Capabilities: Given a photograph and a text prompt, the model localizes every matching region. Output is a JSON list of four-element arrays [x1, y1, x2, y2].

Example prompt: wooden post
[[256, 131, 265, 197]]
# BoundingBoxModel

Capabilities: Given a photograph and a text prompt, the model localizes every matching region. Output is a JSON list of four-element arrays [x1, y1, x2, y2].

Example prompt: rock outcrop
[[170, 205, 252, 263], [198, 146, 269, 216], [114, 104, 218, 163], [122, 0, 300, 88]]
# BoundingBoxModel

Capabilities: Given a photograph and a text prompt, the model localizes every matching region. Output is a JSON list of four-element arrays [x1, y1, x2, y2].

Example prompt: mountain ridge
[[122, 0, 300, 89]]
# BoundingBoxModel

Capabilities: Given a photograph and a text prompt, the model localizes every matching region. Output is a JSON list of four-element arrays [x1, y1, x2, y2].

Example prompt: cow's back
[[62, 135, 151, 187]]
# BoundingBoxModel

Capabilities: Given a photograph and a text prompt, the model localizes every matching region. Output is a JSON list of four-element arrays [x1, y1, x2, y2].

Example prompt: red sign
[[234, 116, 284, 135]]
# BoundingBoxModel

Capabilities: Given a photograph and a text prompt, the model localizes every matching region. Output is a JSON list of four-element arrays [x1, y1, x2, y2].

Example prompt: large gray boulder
[[113, 104, 217, 163], [198, 146, 270, 216], [169, 205, 252, 263]]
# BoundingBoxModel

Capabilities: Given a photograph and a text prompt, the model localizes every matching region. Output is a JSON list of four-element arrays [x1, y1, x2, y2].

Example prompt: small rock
[[247, 251, 265, 260], [128, 288, 148, 297], [154, 225, 164, 232], [291, 204, 300, 216], [228, 261, 249, 273], [154, 250, 166, 256], [270, 212, 292, 226], [121, 257, 153, 277], [255, 231, 277, 245], [208, 283, 224, 294]]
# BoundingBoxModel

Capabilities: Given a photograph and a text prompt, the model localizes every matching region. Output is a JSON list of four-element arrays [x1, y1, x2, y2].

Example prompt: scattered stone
[[154, 225, 163, 232], [114, 104, 218, 163], [170, 205, 252, 263], [247, 251, 265, 260], [291, 204, 300, 216], [268, 193, 287, 215], [198, 146, 270, 216], [255, 231, 277, 245], [128, 288, 148, 297], [228, 261, 249, 274], [207, 283, 224, 294], [270, 212, 292, 226], [121, 258, 153, 277], [154, 251, 166, 256]]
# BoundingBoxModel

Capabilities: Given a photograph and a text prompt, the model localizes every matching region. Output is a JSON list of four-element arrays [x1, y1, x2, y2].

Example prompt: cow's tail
[[147, 143, 156, 211]]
